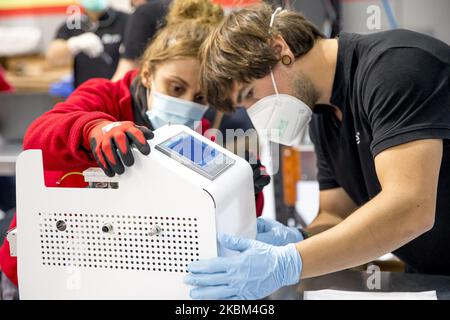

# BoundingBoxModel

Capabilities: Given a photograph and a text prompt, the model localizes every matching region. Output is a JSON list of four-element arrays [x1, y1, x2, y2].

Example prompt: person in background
[[112, 0, 170, 81], [0, 0, 269, 299], [46, 0, 128, 88], [130, 0, 148, 8]]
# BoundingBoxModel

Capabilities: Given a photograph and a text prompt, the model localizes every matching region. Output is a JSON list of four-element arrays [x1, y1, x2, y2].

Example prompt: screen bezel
[[155, 132, 235, 181]]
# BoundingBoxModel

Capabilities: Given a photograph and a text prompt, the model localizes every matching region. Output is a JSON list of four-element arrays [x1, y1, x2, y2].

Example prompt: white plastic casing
[[16, 124, 256, 299]]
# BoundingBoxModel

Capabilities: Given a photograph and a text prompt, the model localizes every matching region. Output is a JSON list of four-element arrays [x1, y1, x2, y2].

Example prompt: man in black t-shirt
[[112, 0, 169, 80], [308, 29, 450, 275], [46, 2, 128, 87], [182, 5, 450, 300]]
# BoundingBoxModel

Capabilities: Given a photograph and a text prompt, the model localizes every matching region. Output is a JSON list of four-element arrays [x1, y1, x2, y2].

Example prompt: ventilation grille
[[38, 212, 200, 273]]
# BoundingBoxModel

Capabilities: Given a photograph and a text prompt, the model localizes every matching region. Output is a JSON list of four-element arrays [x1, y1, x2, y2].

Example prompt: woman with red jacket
[[0, 0, 269, 295]]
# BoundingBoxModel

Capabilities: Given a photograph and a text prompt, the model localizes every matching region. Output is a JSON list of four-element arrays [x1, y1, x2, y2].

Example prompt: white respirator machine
[[12, 125, 257, 299]]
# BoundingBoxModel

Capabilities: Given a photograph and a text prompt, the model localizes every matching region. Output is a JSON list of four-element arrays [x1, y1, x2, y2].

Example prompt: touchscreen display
[[166, 134, 218, 167], [156, 131, 235, 180]]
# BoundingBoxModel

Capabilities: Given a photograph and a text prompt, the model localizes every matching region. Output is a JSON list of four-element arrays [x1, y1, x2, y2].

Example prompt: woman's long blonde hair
[[139, 0, 224, 80]]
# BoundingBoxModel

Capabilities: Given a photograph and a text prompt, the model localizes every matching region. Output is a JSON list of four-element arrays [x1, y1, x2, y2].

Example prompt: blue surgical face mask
[[81, 0, 108, 13], [146, 90, 208, 130]]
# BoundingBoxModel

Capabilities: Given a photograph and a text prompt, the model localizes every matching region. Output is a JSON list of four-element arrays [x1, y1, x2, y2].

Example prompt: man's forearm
[[296, 190, 433, 279], [46, 40, 72, 67], [112, 58, 137, 81], [305, 211, 343, 235]]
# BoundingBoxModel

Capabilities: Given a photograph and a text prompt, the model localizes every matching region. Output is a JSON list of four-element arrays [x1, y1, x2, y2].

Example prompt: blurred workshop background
[[1, 0, 449, 271]]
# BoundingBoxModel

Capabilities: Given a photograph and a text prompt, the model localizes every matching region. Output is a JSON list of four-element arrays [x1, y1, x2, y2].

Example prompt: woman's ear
[[140, 62, 153, 89], [141, 71, 151, 89]]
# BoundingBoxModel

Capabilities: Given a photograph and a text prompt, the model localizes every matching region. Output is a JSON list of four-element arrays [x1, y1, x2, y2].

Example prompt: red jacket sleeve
[[0, 66, 13, 92], [23, 72, 137, 171]]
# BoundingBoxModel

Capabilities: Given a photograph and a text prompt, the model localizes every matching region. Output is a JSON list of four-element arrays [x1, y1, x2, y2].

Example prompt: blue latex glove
[[256, 217, 304, 246], [184, 234, 302, 300]]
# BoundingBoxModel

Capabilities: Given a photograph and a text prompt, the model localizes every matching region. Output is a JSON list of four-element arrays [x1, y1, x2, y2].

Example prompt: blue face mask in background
[[146, 91, 208, 130], [81, 0, 108, 13]]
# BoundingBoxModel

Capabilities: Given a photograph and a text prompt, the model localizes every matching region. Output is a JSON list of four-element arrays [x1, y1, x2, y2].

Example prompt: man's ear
[[270, 35, 295, 66]]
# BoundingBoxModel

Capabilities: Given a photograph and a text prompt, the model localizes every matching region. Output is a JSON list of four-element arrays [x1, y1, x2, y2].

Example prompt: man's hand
[[67, 32, 104, 58], [256, 217, 304, 246], [85, 120, 154, 177], [184, 234, 302, 300]]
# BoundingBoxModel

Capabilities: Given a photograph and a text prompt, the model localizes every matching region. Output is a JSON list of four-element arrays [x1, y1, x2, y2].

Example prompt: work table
[[268, 269, 450, 300]]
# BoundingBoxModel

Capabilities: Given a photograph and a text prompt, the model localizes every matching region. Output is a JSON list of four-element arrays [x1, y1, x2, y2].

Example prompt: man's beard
[[292, 72, 320, 109]]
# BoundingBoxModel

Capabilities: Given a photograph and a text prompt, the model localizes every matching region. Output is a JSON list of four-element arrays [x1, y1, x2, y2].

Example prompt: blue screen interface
[[167, 134, 218, 167]]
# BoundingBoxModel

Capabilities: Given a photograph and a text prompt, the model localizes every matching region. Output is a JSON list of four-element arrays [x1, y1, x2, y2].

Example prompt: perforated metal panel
[[38, 212, 200, 273]]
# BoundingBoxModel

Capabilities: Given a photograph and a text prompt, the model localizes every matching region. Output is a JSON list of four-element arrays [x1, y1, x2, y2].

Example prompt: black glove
[[245, 151, 271, 195]]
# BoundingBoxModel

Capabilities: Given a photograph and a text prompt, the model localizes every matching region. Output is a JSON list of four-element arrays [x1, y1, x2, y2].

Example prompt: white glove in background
[[67, 32, 104, 58]]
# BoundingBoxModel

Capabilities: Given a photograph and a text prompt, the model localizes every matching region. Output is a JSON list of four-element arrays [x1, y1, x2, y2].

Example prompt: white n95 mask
[[247, 71, 312, 146], [146, 90, 208, 130]]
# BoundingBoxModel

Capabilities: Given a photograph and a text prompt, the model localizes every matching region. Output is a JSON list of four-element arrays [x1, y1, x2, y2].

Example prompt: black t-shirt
[[56, 8, 128, 87], [122, 0, 170, 60], [310, 30, 450, 275]]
